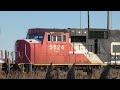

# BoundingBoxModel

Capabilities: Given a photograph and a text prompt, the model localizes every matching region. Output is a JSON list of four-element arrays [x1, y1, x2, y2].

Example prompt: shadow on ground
[[99, 64, 111, 79], [45, 62, 54, 79], [67, 63, 75, 79]]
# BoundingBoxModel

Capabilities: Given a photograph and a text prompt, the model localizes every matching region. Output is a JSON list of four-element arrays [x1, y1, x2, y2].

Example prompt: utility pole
[[107, 11, 110, 32], [107, 11, 111, 65], [88, 11, 90, 32], [107, 11, 111, 40]]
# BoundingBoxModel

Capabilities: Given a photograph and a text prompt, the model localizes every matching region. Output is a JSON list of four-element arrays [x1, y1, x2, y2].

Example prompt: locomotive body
[[15, 28, 120, 66]]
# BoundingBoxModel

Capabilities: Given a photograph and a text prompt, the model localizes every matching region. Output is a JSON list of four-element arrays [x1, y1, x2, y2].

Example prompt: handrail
[[11, 51, 16, 64], [11, 51, 23, 63]]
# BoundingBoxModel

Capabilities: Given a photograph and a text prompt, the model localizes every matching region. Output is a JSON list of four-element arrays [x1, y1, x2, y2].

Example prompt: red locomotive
[[14, 27, 120, 71], [15, 28, 91, 66]]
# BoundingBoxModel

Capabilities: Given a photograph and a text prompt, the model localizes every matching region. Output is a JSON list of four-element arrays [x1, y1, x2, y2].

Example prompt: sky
[[0, 11, 120, 52]]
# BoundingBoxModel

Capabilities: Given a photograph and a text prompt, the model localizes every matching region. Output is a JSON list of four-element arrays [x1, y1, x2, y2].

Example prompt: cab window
[[52, 36, 61, 42], [63, 35, 66, 42], [48, 34, 51, 41]]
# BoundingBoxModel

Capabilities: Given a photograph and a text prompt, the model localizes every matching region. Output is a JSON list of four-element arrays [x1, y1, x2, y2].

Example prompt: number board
[[49, 44, 64, 52]]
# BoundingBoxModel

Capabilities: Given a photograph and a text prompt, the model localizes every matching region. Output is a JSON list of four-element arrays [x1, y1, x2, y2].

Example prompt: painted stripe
[[18, 63, 120, 66], [70, 43, 103, 63]]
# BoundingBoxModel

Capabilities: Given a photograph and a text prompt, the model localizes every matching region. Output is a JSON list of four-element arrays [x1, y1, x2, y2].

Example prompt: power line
[[88, 11, 90, 32]]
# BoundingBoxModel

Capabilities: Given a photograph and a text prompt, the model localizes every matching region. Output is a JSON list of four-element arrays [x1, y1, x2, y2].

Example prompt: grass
[[0, 67, 119, 79]]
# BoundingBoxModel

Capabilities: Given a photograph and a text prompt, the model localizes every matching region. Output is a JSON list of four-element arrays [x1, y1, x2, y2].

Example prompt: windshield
[[26, 33, 44, 42]]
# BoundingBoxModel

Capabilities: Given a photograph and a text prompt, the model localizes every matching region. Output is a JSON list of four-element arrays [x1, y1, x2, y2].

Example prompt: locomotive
[[13, 28, 120, 71]]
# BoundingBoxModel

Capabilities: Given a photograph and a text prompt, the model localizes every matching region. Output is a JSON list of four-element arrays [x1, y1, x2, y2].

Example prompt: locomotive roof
[[29, 28, 68, 32], [28, 28, 120, 34]]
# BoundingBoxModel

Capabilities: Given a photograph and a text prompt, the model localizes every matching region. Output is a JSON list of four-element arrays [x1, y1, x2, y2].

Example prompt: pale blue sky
[[0, 11, 120, 52]]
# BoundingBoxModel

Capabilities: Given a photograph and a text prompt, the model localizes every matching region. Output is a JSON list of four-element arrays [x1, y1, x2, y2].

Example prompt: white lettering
[[61, 45, 64, 50], [49, 44, 65, 50], [49, 44, 52, 50], [53, 45, 56, 50], [57, 45, 60, 50]]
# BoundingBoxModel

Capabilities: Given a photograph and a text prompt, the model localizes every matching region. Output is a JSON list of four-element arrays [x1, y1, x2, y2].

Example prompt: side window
[[63, 35, 66, 42], [53, 36, 56, 41], [57, 36, 61, 41], [52, 36, 61, 42], [111, 42, 120, 56], [48, 34, 51, 41]]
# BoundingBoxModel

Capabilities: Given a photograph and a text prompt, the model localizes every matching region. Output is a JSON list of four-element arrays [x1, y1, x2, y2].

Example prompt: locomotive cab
[[15, 28, 70, 66]]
